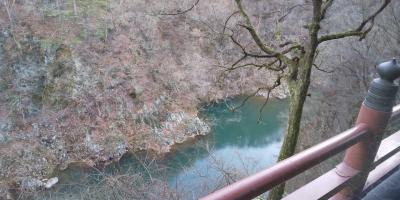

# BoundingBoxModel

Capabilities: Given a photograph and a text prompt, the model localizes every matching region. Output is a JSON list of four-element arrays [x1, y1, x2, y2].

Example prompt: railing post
[[332, 59, 400, 199]]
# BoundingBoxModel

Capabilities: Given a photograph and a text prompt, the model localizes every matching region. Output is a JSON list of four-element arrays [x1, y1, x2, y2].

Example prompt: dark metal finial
[[364, 59, 400, 112], [377, 58, 400, 83]]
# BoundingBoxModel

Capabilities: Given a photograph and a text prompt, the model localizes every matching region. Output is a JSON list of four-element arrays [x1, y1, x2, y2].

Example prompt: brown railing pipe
[[332, 59, 400, 199], [200, 124, 368, 200]]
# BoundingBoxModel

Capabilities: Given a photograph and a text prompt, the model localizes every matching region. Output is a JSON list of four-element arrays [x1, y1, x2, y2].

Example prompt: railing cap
[[364, 59, 400, 112], [377, 58, 400, 83]]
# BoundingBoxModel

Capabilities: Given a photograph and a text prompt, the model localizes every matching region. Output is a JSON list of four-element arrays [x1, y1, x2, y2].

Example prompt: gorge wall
[[0, 0, 399, 198], [0, 0, 287, 195]]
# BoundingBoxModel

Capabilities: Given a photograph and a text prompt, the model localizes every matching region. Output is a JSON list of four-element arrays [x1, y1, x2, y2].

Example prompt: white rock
[[20, 177, 45, 191], [6, 192, 12, 200], [44, 177, 58, 189]]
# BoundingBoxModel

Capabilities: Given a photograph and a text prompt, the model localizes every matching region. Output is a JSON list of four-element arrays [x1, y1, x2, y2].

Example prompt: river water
[[163, 97, 288, 198], [42, 97, 288, 199]]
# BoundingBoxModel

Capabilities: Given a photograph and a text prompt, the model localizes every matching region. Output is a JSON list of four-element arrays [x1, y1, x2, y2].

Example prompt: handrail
[[373, 129, 400, 168], [283, 130, 400, 200], [201, 59, 400, 200], [200, 124, 369, 200], [363, 130, 400, 194], [201, 105, 400, 200]]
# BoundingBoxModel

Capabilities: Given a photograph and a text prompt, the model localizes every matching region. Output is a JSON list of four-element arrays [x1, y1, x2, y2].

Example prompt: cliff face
[[1, 0, 398, 197], [0, 0, 288, 193]]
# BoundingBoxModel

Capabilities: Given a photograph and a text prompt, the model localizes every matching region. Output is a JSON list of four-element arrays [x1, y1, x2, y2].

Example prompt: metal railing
[[201, 59, 400, 200]]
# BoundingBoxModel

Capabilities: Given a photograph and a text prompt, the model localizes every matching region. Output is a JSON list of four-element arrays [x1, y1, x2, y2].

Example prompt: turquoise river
[[42, 97, 288, 199]]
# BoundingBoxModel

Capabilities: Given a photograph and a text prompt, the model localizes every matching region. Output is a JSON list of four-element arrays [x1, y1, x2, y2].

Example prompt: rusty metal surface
[[200, 125, 368, 200]]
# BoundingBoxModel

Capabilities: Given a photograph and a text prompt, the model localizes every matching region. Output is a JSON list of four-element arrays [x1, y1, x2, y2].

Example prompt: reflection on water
[[42, 97, 288, 200], [164, 97, 288, 198]]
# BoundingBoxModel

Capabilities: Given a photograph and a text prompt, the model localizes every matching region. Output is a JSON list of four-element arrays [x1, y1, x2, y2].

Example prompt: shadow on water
[[204, 96, 287, 148], [163, 97, 288, 198], [41, 96, 288, 199]]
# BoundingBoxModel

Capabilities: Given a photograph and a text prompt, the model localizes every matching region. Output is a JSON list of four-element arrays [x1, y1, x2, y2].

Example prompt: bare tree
[[221, 1, 393, 199]]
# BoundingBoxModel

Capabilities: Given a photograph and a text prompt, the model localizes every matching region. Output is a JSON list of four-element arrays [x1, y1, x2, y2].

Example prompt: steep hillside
[[0, 0, 287, 194], [0, 0, 398, 198]]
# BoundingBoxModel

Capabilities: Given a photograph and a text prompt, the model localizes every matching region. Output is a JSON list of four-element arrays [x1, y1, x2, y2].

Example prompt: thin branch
[[281, 44, 303, 54], [230, 34, 246, 53], [227, 59, 284, 72], [237, 23, 280, 55], [278, 4, 303, 22], [223, 11, 240, 34], [226, 30, 300, 72], [257, 75, 282, 122], [279, 41, 294, 48], [231, 54, 247, 68], [227, 33, 294, 72], [319, 30, 364, 43], [229, 74, 282, 119], [235, 0, 278, 55], [313, 64, 334, 73], [356, 0, 391, 31], [159, 0, 200, 15], [312, 49, 333, 73], [230, 34, 278, 59], [235, 0, 297, 66], [229, 87, 266, 112], [228, 33, 280, 70], [258, 97, 270, 123], [321, 0, 334, 20], [318, 0, 392, 44]]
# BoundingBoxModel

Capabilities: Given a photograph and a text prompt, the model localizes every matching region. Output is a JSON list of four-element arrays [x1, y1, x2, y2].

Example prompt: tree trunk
[[266, 82, 309, 200], [267, 7, 320, 196], [267, 55, 315, 200]]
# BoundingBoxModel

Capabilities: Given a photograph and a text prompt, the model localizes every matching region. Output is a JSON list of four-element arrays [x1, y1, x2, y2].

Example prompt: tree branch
[[321, 0, 334, 20], [235, 0, 278, 55], [318, 0, 392, 44], [230, 34, 281, 59], [319, 30, 364, 43], [313, 64, 334, 73], [226, 59, 286, 72], [281, 44, 303, 54], [159, 0, 200, 15], [229, 87, 266, 112], [278, 4, 303, 22], [235, 0, 297, 66], [223, 11, 240, 34], [356, 0, 391, 31], [257, 75, 282, 122], [227, 33, 299, 72], [229, 74, 282, 115]]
